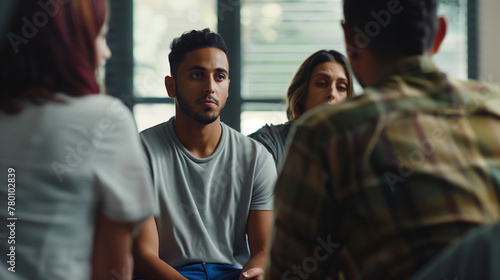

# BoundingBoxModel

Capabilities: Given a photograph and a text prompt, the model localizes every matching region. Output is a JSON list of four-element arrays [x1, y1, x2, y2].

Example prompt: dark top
[[248, 123, 291, 168]]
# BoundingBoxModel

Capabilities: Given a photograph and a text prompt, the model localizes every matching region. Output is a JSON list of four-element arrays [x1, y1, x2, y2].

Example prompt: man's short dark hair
[[343, 0, 438, 57], [168, 28, 228, 77]]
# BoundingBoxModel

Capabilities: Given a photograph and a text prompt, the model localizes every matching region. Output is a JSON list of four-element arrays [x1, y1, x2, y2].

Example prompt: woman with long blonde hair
[[249, 49, 355, 168]]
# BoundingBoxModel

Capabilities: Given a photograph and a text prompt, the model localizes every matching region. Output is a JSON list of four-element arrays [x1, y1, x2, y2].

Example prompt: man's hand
[[240, 267, 264, 280]]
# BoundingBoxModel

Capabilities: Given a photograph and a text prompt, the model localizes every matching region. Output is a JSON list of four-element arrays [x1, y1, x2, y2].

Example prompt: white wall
[[479, 0, 500, 85]]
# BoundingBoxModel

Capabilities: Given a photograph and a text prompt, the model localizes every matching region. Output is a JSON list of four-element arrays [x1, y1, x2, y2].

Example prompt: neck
[[172, 113, 223, 158], [359, 52, 431, 88], [358, 56, 401, 88]]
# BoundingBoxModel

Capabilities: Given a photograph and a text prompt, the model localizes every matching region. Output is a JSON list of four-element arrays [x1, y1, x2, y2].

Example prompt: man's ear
[[432, 16, 448, 55], [341, 21, 361, 61], [165, 76, 176, 98]]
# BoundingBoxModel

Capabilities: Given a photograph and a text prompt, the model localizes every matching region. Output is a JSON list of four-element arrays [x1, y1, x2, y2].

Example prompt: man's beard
[[176, 89, 225, 125]]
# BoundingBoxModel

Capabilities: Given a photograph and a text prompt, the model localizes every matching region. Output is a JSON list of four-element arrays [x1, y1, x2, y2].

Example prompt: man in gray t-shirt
[[133, 29, 276, 280]]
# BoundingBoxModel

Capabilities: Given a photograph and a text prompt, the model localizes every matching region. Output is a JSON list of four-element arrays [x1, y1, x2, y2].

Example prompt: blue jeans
[[177, 263, 242, 280], [135, 263, 242, 280]]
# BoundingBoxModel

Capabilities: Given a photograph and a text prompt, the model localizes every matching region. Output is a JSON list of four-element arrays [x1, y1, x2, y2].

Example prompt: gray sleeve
[[139, 134, 154, 183], [250, 147, 277, 210], [92, 99, 157, 228]]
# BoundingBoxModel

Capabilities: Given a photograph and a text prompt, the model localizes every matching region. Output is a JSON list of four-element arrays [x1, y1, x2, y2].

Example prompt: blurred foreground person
[[0, 1, 156, 279], [267, 0, 500, 279]]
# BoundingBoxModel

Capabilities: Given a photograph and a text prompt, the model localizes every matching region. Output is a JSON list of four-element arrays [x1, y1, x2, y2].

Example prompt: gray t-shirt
[[0, 94, 156, 280], [248, 123, 291, 168], [140, 117, 276, 268]]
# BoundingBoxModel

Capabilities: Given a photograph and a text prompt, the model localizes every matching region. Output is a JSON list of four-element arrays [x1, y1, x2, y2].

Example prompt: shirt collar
[[372, 55, 440, 87]]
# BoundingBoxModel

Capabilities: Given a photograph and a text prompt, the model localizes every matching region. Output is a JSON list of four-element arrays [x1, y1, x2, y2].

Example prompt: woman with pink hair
[[0, 1, 156, 279]]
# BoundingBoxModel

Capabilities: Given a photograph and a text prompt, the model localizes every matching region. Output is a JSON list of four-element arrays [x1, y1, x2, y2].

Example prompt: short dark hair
[[168, 28, 228, 77], [286, 50, 355, 121], [343, 0, 438, 57]]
